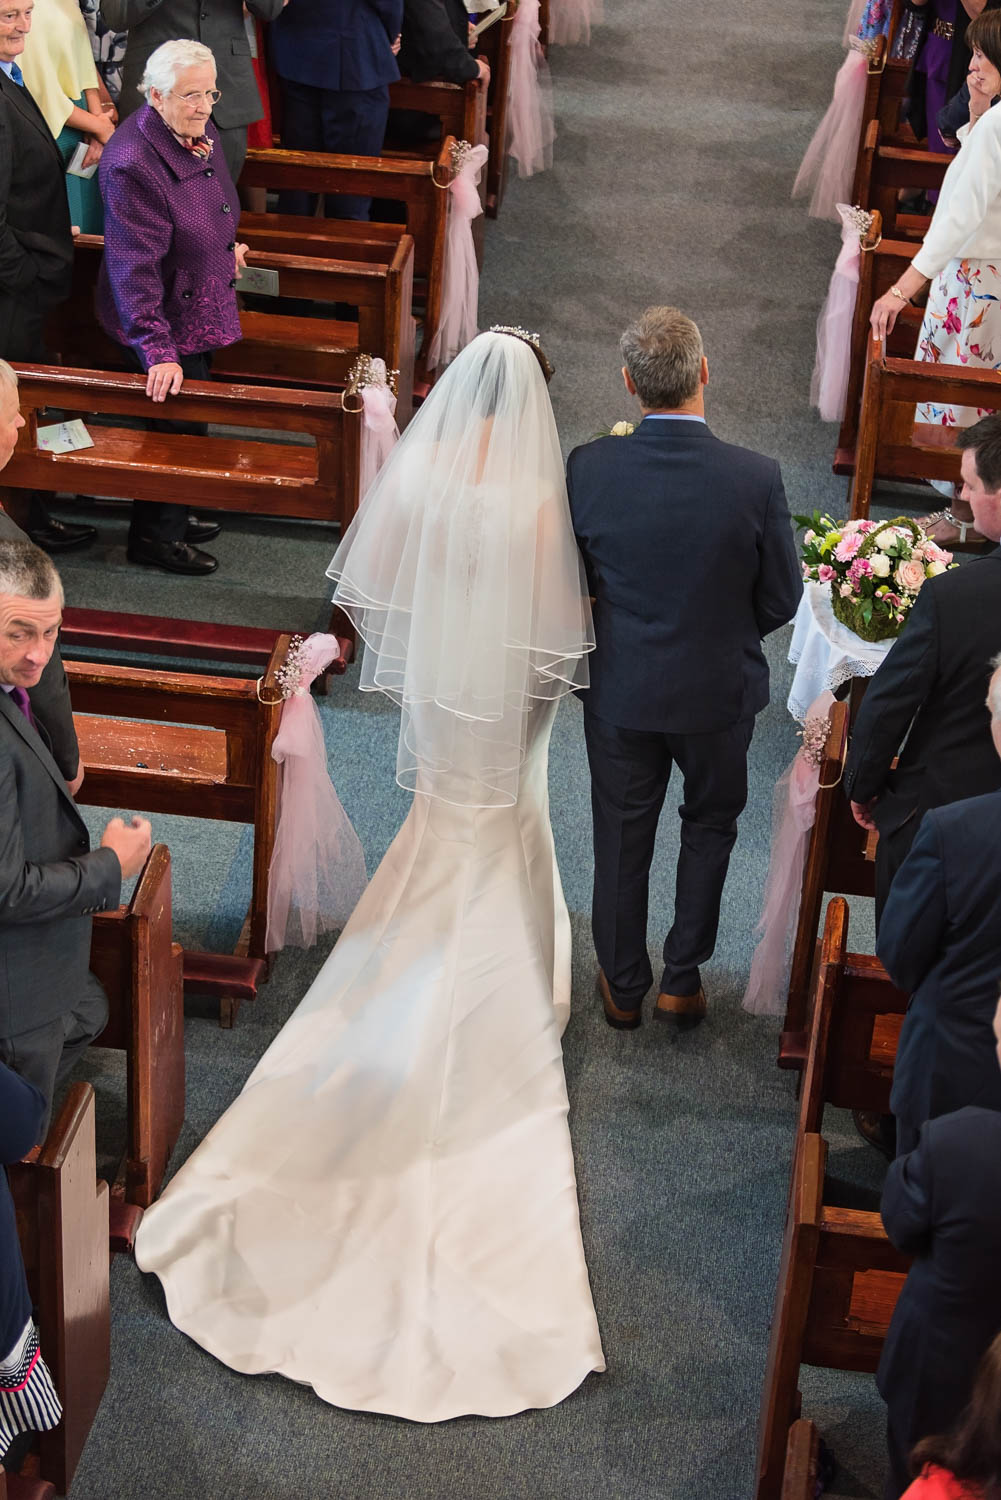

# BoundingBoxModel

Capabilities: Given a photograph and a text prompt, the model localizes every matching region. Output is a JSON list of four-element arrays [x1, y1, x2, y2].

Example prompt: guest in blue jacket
[[0, 1063, 63, 1467], [877, 655, 1001, 1157], [270, 0, 403, 220]]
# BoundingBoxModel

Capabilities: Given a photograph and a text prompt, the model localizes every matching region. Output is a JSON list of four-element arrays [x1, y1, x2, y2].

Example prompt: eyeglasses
[[169, 88, 222, 106]]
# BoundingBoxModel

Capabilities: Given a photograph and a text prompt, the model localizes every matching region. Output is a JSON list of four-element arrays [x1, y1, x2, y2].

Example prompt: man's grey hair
[[0, 359, 17, 392], [0, 539, 63, 606], [990, 652, 1001, 721], [139, 39, 216, 100], [619, 307, 704, 410]]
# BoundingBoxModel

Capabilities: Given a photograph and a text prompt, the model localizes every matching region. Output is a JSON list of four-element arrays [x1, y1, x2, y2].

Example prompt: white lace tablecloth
[[786, 582, 893, 721]]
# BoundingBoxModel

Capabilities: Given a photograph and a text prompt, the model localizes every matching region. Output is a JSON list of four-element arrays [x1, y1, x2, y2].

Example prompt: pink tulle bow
[[547, 0, 603, 46], [426, 143, 489, 371], [792, 46, 868, 221], [741, 692, 835, 1017], [265, 633, 367, 953], [811, 203, 863, 423], [360, 378, 399, 502], [507, 0, 555, 178]]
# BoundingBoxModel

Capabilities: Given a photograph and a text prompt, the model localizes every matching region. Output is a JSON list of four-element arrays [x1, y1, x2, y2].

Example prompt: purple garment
[[919, 0, 959, 155], [95, 105, 242, 369]]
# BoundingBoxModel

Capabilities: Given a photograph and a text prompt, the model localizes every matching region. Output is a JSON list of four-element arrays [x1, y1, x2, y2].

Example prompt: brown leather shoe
[[653, 987, 707, 1029], [597, 969, 642, 1030]]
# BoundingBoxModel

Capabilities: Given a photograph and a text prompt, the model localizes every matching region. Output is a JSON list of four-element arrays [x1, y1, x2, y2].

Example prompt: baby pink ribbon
[[360, 378, 399, 502], [547, 0, 603, 46], [741, 692, 835, 1017], [811, 203, 863, 423], [507, 0, 555, 179], [265, 634, 367, 953], [427, 143, 489, 371]]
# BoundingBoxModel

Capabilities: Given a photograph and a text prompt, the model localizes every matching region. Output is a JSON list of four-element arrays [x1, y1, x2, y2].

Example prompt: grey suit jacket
[[0, 692, 120, 1037], [0, 510, 79, 780], [100, 0, 285, 129]]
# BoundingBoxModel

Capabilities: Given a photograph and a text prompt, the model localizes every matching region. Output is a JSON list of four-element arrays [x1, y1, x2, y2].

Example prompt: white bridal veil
[[327, 329, 594, 807]]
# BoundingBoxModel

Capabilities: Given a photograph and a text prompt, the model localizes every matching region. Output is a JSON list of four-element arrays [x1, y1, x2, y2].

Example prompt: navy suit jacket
[[879, 790, 1001, 1131], [878, 1108, 1001, 1443], [271, 0, 403, 92], [0, 1061, 46, 1355], [844, 548, 1001, 836], [566, 418, 802, 734]]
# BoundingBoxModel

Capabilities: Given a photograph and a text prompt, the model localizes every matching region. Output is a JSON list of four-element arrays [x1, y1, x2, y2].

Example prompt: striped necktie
[[7, 62, 24, 86]]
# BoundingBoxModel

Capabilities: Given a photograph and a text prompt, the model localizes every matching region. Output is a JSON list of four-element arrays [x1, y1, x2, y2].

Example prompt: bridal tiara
[[488, 325, 555, 382]]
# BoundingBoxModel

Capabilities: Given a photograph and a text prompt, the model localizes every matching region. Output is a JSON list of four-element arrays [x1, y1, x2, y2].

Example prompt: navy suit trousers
[[584, 709, 754, 1007], [278, 80, 390, 220]]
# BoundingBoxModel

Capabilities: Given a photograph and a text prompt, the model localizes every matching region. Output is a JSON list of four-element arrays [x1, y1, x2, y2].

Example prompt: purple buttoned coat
[[96, 105, 242, 369]]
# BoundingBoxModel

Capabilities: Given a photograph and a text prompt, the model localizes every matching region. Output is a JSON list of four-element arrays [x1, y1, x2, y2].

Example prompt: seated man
[[878, 997, 1001, 1500], [877, 653, 1001, 1157], [398, 0, 489, 86], [0, 533, 152, 1138]]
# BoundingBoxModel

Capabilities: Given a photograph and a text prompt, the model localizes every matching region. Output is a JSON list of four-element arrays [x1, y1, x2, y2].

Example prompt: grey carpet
[[58, 2, 900, 1495]]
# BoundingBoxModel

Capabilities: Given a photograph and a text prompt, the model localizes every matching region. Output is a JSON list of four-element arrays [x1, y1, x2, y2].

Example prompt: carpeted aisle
[[63, 3, 892, 1496]]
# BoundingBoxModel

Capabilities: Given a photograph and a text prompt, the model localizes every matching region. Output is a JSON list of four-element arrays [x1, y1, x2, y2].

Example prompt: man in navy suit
[[567, 307, 802, 1030], [270, 0, 404, 220], [877, 1004, 1001, 1497], [844, 415, 1001, 924], [876, 656, 1001, 1157]]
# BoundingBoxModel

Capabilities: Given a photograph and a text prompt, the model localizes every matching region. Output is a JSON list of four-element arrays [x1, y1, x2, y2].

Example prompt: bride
[[134, 327, 606, 1422]]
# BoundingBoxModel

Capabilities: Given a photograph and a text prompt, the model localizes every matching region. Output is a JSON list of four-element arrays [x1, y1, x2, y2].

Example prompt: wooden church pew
[[754, 1131, 909, 1500], [780, 702, 876, 1069], [50, 235, 416, 419], [849, 336, 1001, 521], [89, 843, 184, 1212], [388, 76, 488, 160], [69, 638, 287, 1025], [8, 1083, 110, 1498], [779, 1419, 821, 1500], [0, 1472, 57, 1500], [3, 365, 362, 533], [854, 119, 944, 243]]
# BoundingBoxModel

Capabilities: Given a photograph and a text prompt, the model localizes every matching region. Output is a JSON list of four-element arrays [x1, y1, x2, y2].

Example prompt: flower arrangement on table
[[794, 512, 955, 642]]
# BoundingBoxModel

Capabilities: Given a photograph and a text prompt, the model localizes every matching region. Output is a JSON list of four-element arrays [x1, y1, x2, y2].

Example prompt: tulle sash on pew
[[348, 356, 400, 500], [265, 635, 368, 953], [741, 692, 835, 1018], [793, 40, 871, 222], [427, 142, 489, 371], [507, 0, 555, 178], [548, 0, 603, 46], [811, 203, 874, 423]]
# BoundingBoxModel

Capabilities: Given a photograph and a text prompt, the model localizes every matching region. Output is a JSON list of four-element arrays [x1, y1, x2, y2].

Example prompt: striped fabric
[[0, 1320, 62, 1458]]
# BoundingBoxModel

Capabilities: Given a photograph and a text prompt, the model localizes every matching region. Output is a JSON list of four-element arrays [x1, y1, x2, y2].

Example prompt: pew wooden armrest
[[779, 1420, 820, 1500], [60, 609, 353, 677]]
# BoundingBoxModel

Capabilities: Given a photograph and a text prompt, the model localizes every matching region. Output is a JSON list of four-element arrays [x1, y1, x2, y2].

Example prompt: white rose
[[874, 530, 897, 551], [804, 529, 817, 545], [926, 560, 947, 577], [610, 420, 635, 436], [869, 552, 891, 577]]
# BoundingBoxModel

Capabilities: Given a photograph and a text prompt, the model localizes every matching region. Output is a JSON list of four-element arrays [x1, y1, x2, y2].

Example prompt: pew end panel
[[779, 1419, 820, 1500], [9, 1083, 110, 1498]]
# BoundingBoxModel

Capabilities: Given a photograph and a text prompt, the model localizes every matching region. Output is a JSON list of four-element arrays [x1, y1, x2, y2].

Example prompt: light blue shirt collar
[[0, 62, 15, 79], [641, 413, 706, 424]]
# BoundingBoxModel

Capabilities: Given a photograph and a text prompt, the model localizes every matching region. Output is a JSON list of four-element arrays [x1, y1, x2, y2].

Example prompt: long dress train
[[134, 698, 605, 1422]]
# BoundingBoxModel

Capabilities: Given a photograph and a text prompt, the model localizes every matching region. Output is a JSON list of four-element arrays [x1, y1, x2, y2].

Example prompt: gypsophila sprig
[[795, 511, 955, 642], [799, 711, 830, 768], [275, 636, 307, 700]]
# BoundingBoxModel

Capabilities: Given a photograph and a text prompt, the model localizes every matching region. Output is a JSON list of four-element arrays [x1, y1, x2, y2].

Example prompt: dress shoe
[[597, 969, 642, 1030], [852, 1108, 896, 1161], [186, 513, 222, 544], [127, 537, 218, 575], [26, 518, 97, 553], [653, 986, 707, 1029]]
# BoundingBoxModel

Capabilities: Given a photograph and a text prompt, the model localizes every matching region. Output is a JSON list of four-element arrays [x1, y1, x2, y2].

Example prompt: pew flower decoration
[[794, 511, 955, 642]]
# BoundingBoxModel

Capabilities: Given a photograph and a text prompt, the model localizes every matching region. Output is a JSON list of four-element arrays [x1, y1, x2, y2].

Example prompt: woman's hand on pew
[[870, 264, 927, 339], [145, 363, 184, 403]]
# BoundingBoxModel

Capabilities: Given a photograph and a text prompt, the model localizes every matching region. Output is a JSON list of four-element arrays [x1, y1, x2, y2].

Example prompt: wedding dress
[[134, 331, 606, 1421]]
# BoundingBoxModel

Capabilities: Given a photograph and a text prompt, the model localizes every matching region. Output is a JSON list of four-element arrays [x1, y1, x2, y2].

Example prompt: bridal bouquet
[[795, 512, 954, 642]]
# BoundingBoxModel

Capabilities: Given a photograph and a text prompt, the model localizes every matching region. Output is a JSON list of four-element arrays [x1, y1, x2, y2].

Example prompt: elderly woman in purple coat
[[96, 38, 247, 575]]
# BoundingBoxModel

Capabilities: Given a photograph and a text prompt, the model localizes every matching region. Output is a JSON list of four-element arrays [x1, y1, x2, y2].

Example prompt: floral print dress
[[916, 258, 1001, 426]]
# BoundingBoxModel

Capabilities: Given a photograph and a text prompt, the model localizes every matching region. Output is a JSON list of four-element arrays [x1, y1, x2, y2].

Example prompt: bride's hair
[[487, 325, 555, 384]]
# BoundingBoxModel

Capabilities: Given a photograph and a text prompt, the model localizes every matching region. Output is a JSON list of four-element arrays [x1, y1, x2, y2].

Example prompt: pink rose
[[895, 559, 926, 593], [922, 540, 952, 565], [817, 563, 836, 582], [834, 533, 863, 562], [839, 582, 853, 598]]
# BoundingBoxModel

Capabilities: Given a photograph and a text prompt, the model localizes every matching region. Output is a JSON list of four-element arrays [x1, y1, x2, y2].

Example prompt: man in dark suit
[[877, 663, 1001, 1157], [567, 307, 802, 1030], [399, 0, 489, 86], [0, 536, 152, 1139], [0, 2, 96, 554], [270, 0, 404, 220], [100, 0, 286, 184], [844, 414, 1001, 924], [0, 362, 82, 789], [878, 1035, 1001, 1498]]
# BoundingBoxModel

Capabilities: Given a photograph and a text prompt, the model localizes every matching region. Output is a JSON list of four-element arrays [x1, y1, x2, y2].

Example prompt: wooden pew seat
[[60, 609, 352, 680], [9, 1083, 110, 1497]]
